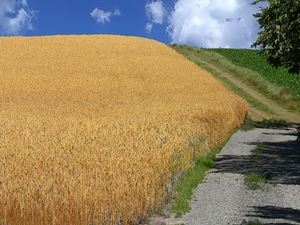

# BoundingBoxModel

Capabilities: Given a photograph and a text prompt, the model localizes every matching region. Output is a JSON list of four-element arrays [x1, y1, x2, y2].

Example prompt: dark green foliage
[[251, 0, 300, 74]]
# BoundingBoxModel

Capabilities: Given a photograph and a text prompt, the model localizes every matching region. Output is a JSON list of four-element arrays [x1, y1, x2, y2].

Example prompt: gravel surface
[[178, 128, 300, 225]]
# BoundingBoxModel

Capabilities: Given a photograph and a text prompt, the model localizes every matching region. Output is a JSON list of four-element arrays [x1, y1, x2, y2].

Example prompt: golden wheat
[[0, 35, 247, 224]]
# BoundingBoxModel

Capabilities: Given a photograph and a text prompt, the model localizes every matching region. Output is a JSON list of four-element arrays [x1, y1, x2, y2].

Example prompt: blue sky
[[0, 0, 267, 48]]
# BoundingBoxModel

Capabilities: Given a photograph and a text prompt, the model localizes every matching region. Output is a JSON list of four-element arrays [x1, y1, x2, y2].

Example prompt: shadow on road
[[212, 130, 300, 185], [246, 206, 300, 225], [211, 127, 300, 224]]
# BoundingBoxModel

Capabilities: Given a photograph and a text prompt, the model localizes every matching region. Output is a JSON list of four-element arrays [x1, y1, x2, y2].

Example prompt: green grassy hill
[[205, 48, 300, 98], [173, 45, 300, 115]]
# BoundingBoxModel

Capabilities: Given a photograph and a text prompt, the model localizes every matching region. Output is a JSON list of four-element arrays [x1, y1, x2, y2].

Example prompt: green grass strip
[[171, 135, 232, 218]]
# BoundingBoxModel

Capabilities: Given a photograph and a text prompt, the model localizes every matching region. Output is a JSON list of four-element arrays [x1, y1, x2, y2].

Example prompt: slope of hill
[[174, 45, 300, 123]]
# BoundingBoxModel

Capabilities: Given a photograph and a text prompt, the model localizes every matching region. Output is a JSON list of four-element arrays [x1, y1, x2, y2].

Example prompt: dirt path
[[178, 49, 300, 123], [181, 127, 300, 225]]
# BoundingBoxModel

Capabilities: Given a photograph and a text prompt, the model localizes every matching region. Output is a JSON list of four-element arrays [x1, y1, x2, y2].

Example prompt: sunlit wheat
[[0, 35, 247, 224]]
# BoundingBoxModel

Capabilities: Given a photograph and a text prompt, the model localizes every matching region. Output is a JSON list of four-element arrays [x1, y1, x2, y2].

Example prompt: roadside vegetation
[[170, 139, 228, 217]]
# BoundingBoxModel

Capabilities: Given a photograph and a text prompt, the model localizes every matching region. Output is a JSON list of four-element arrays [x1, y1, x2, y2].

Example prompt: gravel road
[[177, 127, 300, 225]]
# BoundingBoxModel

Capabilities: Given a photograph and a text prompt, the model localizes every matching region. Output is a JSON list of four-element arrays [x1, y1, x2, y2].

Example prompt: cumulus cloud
[[91, 8, 121, 24], [146, 0, 166, 24], [0, 0, 36, 35], [167, 0, 268, 48], [145, 0, 166, 33], [145, 22, 153, 33]]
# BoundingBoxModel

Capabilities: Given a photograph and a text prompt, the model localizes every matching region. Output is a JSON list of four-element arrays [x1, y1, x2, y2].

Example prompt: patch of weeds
[[244, 171, 267, 190], [256, 143, 266, 150], [245, 143, 272, 191]]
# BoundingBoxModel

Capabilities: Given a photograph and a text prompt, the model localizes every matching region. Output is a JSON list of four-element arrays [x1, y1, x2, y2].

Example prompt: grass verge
[[170, 134, 234, 218]]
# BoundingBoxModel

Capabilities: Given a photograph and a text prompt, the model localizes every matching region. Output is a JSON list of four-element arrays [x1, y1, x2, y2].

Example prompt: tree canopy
[[251, 0, 300, 74]]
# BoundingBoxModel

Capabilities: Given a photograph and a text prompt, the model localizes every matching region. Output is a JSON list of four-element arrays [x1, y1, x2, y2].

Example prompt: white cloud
[[167, 0, 268, 48], [146, 0, 166, 24], [90, 7, 121, 24], [0, 0, 36, 35], [145, 22, 153, 33], [145, 0, 166, 33]]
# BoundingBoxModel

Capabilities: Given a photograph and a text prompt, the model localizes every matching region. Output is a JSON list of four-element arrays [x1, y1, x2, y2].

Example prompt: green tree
[[251, 0, 300, 74]]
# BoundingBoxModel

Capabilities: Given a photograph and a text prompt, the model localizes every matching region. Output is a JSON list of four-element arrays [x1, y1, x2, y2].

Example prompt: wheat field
[[0, 35, 247, 224]]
